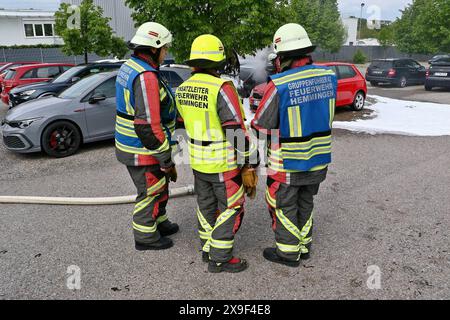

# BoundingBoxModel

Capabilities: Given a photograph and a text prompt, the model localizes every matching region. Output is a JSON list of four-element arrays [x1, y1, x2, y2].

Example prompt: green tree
[[125, 0, 291, 61], [288, 0, 346, 53], [392, 0, 450, 54], [55, 0, 128, 63], [377, 25, 395, 48]]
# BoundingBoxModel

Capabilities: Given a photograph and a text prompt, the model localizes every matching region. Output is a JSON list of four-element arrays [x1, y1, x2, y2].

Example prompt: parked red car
[[250, 62, 367, 112], [1, 63, 74, 105], [0, 62, 40, 93]]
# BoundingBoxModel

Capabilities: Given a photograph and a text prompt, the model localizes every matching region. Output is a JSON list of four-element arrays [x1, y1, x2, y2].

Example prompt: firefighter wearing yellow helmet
[[176, 34, 259, 273], [115, 22, 179, 251], [252, 23, 338, 267]]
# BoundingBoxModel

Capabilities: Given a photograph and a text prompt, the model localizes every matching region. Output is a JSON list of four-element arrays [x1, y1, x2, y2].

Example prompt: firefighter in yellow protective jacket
[[176, 35, 259, 273]]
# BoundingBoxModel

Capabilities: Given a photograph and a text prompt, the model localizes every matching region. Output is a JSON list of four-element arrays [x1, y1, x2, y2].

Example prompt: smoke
[[239, 47, 274, 85]]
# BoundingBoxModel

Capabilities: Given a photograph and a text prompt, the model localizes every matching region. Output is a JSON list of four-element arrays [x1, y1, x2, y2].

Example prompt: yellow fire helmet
[[185, 34, 227, 69]]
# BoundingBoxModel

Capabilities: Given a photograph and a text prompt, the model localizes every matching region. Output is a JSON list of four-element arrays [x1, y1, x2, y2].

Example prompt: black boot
[[263, 248, 300, 267], [157, 220, 179, 237], [135, 237, 173, 251], [300, 244, 312, 261], [202, 251, 209, 263], [208, 257, 248, 273]]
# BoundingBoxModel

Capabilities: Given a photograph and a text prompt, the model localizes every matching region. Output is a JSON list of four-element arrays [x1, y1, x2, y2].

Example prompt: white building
[[0, 10, 62, 46], [342, 17, 358, 46], [62, 0, 136, 41]]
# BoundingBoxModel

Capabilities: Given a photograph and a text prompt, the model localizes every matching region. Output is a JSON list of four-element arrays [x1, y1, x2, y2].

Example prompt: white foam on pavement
[[333, 95, 450, 136]]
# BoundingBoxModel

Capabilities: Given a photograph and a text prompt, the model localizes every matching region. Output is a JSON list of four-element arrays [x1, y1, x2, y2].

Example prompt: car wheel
[[370, 81, 379, 87], [41, 121, 82, 158], [398, 76, 407, 88], [425, 85, 433, 91], [352, 91, 366, 111]]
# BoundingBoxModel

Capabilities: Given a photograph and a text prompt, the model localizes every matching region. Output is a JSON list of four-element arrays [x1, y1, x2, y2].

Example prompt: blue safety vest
[[115, 56, 176, 161], [270, 65, 337, 171]]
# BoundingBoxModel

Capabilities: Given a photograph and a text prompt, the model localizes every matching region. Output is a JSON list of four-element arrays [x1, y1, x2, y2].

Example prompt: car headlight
[[20, 90, 36, 97], [9, 117, 43, 129]]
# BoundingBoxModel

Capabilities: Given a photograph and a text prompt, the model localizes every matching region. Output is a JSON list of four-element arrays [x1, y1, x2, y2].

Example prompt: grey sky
[[338, 0, 412, 21], [0, 0, 412, 21]]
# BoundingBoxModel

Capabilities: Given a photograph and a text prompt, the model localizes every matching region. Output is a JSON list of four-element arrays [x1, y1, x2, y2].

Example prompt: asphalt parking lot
[[0, 87, 449, 300]]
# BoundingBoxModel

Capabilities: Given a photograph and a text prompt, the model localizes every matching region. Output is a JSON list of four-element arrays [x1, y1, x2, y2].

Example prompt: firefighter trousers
[[266, 177, 321, 261], [194, 171, 245, 263], [127, 166, 170, 244]]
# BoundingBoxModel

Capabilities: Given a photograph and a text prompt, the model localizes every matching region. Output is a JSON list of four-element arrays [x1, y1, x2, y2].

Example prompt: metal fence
[[313, 46, 433, 63], [0, 47, 118, 64], [1, 46, 436, 65]]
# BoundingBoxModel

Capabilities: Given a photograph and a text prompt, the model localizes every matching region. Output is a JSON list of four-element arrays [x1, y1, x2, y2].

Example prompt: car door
[[336, 65, 357, 106], [83, 77, 117, 138], [411, 60, 426, 83], [404, 59, 420, 83], [36, 66, 61, 82], [19, 68, 41, 86], [328, 66, 344, 106]]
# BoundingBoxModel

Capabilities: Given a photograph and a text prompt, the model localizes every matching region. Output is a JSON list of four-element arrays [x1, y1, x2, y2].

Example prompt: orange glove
[[241, 166, 258, 199]]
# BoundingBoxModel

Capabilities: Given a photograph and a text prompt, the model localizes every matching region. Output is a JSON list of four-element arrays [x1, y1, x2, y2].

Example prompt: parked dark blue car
[[8, 62, 124, 108]]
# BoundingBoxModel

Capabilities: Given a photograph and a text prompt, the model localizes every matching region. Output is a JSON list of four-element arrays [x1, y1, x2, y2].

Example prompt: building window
[[44, 24, 54, 36], [34, 24, 44, 37], [24, 23, 56, 38], [24, 24, 34, 37]]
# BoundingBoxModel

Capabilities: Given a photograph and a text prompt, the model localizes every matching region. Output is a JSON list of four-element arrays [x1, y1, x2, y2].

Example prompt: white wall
[[0, 17, 61, 46], [63, 0, 136, 41], [342, 18, 358, 46]]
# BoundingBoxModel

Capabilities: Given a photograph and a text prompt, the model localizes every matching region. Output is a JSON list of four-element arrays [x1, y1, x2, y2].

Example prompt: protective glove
[[162, 166, 177, 183], [241, 166, 258, 200]]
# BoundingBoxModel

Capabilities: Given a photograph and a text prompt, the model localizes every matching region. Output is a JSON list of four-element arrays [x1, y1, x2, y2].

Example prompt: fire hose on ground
[[0, 185, 196, 206]]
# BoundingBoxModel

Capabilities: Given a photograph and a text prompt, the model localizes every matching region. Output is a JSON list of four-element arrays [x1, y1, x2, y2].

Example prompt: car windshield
[[370, 60, 393, 69], [433, 57, 450, 65], [58, 74, 104, 99], [52, 66, 84, 83]]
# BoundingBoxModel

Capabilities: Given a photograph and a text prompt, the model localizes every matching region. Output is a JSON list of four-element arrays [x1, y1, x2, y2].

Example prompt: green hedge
[[0, 44, 64, 49], [353, 50, 367, 64]]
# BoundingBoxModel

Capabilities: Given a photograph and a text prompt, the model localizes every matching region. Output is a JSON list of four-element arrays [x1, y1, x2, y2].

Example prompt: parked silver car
[[1, 71, 117, 158]]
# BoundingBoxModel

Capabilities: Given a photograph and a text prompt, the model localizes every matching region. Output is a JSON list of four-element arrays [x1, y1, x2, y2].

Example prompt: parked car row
[[365, 55, 450, 91], [1, 53, 447, 159], [1, 63, 74, 106], [1, 61, 192, 157]]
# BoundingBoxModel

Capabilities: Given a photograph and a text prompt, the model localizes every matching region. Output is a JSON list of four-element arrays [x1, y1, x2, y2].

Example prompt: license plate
[[435, 72, 448, 77], [372, 71, 383, 74]]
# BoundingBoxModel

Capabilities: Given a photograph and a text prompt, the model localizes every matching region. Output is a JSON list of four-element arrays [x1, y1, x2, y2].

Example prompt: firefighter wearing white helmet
[[176, 34, 259, 273], [252, 23, 338, 267], [115, 22, 179, 251]]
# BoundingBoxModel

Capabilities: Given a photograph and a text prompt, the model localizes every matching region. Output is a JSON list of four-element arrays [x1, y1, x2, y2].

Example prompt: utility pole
[[358, 2, 366, 41]]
